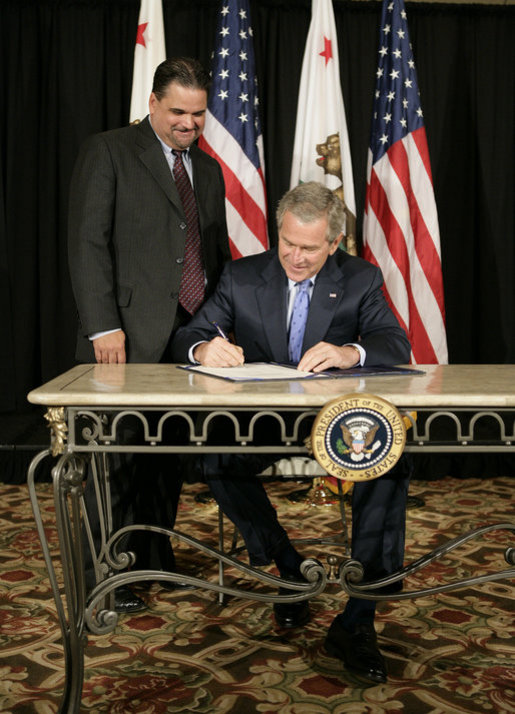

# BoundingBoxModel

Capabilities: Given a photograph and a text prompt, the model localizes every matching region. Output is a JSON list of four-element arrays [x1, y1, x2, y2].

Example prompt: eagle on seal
[[340, 422, 379, 455]]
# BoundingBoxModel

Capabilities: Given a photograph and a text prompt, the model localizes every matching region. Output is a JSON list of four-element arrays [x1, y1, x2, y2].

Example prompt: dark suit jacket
[[171, 248, 411, 365], [68, 116, 230, 363]]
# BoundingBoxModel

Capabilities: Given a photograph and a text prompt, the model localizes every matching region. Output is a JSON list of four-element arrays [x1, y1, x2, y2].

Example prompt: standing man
[[68, 57, 231, 612], [171, 182, 412, 684]]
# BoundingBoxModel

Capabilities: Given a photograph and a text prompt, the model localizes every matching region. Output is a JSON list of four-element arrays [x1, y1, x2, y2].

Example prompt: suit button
[[179, 222, 187, 230], [176, 257, 183, 264]]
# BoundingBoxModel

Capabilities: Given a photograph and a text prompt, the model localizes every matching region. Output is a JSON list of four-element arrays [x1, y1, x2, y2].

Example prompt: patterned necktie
[[288, 279, 312, 363], [172, 150, 205, 314]]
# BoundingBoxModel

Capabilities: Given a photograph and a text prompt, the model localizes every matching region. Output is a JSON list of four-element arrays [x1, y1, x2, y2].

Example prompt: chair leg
[[217, 506, 225, 605]]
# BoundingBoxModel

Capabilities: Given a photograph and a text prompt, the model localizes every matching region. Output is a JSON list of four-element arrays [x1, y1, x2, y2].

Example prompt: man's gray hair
[[276, 182, 345, 244]]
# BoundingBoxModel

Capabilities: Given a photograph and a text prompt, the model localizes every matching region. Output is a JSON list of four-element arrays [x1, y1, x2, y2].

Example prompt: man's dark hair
[[152, 57, 211, 99]]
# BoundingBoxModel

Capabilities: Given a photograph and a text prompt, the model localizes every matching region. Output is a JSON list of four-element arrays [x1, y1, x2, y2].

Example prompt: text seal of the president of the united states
[[311, 393, 406, 482]]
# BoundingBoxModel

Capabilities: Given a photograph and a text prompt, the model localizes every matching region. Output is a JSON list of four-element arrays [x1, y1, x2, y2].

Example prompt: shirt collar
[[287, 274, 318, 291], [148, 117, 191, 160]]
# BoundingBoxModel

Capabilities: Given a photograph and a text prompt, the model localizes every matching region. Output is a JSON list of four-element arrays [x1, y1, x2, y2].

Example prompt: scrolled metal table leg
[[82, 524, 328, 636], [28, 448, 89, 714], [338, 522, 515, 601]]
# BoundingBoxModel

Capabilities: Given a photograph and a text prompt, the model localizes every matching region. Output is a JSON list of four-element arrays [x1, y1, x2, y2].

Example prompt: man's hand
[[193, 336, 244, 367], [298, 342, 360, 373], [93, 330, 126, 364]]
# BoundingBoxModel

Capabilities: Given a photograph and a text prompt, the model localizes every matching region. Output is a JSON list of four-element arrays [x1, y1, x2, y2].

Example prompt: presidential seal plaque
[[311, 393, 406, 481]]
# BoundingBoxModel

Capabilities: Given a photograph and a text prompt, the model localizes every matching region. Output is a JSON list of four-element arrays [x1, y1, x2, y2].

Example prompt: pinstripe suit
[[68, 116, 230, 586], [68, 116, 230, 363]]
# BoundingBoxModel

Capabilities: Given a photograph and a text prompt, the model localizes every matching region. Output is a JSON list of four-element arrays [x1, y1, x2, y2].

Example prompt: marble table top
[[27, 364, 515, 409]]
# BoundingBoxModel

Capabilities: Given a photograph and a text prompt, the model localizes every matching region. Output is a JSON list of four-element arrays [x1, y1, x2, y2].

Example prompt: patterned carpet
[[0, 476, 514, 713]]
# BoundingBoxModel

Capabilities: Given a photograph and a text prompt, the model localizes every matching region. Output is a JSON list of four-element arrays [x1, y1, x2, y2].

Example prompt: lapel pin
[[329, 292, 337, 298]]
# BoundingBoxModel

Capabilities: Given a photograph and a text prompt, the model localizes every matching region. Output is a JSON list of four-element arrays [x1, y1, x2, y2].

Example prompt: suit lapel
[[255, 254, 289, 363], [303, 255, 345, 349], [251, 252, 345, 362], [135, 118, 183, 212]]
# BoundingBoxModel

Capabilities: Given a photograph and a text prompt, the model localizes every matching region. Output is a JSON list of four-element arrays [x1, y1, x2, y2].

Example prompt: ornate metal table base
[[29, 439, 514, 714], [28, 448, 329, 714], [26, 366, 515, 714]]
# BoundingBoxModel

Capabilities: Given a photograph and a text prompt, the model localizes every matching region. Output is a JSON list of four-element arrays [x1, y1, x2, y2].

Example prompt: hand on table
[[298, 342, 360, 373], [93, 330, 126, 364]]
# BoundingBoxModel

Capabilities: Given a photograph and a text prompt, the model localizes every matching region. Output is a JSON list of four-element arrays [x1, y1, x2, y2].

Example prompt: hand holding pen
[[212, 321, 231, 342], [192, 322, 244, 367]]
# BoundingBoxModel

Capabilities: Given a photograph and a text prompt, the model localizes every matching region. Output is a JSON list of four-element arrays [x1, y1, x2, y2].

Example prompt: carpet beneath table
[[0, 477, 514, 713]]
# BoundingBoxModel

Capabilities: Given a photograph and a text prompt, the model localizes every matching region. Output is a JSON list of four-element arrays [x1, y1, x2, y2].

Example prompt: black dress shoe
[[114, 586, 147, 613], [274, 599, 310, 629], [273, 575, 311, 629], [324, 619, 387, 683]]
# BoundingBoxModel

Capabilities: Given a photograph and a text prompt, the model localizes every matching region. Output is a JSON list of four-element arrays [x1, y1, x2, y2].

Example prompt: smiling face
[[149, 81, 207, 150], [278, 210, 342, 282]]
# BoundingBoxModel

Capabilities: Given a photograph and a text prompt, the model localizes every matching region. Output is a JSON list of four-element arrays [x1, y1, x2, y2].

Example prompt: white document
[[179, 362, 318, 382]]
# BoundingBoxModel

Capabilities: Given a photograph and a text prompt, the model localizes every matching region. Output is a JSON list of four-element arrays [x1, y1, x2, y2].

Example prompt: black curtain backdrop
[[0, 0, 514, 411]]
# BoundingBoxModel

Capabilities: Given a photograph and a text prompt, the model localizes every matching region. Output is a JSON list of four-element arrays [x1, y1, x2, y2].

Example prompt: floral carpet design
[[0, 476, 514, 713]]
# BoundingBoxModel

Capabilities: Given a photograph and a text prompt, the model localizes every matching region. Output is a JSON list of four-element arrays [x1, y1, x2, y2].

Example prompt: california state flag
[[129, 0, 166, 123], [290, 0, 356, 253]]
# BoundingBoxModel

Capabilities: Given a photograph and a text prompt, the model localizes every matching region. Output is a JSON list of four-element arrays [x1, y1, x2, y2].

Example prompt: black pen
[[212, 321, 230, 342]]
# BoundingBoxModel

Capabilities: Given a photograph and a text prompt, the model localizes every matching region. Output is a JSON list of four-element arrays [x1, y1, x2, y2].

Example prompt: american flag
[[199, 0, 268, 258], [363, 0, 448, 364]]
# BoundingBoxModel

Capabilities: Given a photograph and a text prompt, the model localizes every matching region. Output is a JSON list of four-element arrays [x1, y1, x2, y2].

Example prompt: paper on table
[[179, 362, 316, 381]]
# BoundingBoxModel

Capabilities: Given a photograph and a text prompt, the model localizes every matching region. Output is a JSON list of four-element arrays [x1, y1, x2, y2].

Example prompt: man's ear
[[329, 233, 343, 254]]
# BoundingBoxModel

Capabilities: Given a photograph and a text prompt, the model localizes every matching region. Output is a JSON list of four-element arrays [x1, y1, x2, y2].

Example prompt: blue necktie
[[288, 279, 312, 363]]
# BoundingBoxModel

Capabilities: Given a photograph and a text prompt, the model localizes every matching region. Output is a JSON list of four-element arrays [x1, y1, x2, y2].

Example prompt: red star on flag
[[130, 1, 165, 123], [136, 22, 148, 48], [319, 36, 333, 65]]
